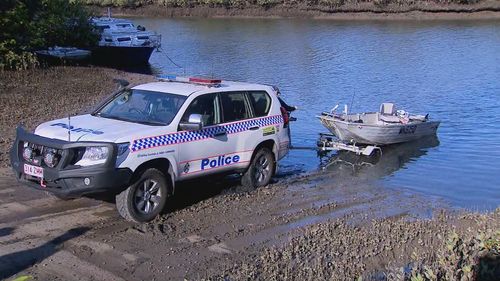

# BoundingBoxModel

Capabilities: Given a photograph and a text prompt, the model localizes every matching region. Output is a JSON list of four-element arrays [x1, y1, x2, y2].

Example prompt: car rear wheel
[[241, 147, 275, 190], [116, 168, 168, 223]]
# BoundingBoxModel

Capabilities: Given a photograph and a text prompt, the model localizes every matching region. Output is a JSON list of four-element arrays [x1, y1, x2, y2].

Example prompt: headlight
[[43, 148, 60, 168], [75, 146, 109, 166], [23, 146, 33, 161]]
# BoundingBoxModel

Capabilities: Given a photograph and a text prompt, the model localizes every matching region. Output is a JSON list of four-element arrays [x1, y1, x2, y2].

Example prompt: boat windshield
[[94, 89, 187, 126]]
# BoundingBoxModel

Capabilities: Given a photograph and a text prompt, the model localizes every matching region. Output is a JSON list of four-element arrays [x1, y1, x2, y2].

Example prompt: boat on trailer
[[317, 103, 440, 156]]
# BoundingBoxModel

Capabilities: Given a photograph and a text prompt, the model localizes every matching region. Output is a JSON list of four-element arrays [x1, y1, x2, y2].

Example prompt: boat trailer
[[316, 133, 382, 157]]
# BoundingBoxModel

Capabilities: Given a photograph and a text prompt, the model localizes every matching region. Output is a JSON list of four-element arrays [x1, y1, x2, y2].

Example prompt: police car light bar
[[157, 75, 221, 85]]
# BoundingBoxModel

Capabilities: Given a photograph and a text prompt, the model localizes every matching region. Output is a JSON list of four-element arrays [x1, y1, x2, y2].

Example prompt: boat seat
[[379, 103, 400, 123], [380, 103, 396, 115]]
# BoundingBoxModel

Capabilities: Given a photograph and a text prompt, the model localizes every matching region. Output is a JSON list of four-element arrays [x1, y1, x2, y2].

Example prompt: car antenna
[[68, 115, 71, 142], [113, 78, 130, 90]]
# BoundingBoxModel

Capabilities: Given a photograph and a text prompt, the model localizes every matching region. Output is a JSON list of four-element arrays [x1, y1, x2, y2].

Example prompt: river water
[[132, 17, 500, 210]]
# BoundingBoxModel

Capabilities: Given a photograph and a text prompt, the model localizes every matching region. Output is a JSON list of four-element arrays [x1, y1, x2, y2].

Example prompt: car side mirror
[[179, 114, 203, 131]]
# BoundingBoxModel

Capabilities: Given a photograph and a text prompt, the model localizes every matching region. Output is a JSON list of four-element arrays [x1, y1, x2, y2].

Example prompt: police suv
[[10, 76, 294, 222]]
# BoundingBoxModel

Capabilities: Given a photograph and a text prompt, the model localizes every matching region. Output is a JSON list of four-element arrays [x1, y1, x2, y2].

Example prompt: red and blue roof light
[[157, 75, 221, 86]]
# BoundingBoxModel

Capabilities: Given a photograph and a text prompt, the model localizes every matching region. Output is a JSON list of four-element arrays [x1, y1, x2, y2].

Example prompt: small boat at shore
[[35, 46, 91, 64], [317, 103, 440, 146]]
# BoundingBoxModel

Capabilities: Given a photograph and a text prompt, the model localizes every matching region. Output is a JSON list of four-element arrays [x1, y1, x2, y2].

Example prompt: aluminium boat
[[317, 103, 440, 146]]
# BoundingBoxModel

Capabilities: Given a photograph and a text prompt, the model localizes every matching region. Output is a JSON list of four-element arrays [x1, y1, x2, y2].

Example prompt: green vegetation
[[0, 0, 98, 70], [11, 276, 33, 281]]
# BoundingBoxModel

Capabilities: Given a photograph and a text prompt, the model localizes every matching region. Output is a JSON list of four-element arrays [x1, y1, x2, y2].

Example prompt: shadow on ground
[[0, 227, 15, 238], [87, 173, 250, 215], [478, 252, 500, 281], [0, 227, 90, 280], [162, 175, 244, 214]]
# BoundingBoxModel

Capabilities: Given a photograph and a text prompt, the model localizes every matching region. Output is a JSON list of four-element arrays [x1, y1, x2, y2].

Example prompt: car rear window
[[248, 91, 271, 117], [220, 92, 251, 123]]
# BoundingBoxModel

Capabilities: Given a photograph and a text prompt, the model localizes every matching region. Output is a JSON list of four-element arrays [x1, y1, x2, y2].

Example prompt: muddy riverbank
[[0, 67, 498, 280], [0, 164, 498, 280], [91, 1, 500, 20], [0, 67, 153, 168]]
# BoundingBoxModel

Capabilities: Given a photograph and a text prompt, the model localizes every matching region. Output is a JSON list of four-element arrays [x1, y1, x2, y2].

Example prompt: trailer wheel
[[116, 168, 168, 223], [241, 147, 275, 190]]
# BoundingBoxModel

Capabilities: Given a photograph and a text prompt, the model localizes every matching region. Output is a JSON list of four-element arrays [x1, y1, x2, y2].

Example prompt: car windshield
[[95, 89, 187, 126]]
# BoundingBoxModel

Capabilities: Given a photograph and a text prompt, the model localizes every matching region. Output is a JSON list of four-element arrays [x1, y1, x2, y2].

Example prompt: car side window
[[248, 91, 271, 117], [181, 93, 220, 126], [219, 92, 251, 123]]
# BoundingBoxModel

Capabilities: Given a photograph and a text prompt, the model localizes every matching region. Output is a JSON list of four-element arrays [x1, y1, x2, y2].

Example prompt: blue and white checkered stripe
[[131, 115, 283, 152]]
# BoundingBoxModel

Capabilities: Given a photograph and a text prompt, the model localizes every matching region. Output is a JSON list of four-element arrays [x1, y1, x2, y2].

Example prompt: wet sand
[[0, 67, 498, 280], [92, 1, 500, 20], [0, 166, 498, 280]]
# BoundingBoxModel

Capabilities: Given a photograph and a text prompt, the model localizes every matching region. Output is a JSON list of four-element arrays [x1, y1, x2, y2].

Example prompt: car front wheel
[[115, 168, 168, 223], [241, 147, 275, 190]]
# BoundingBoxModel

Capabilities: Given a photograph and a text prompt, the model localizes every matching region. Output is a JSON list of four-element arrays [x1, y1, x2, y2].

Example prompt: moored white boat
[[90, 14, 161, 65], [317, 103, 440, 146]]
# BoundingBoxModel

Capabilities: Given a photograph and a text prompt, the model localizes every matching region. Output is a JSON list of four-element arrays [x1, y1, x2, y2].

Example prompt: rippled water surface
[[133, 18, 500, 210]]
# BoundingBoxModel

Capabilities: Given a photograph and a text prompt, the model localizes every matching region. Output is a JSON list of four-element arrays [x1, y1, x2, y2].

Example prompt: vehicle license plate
[[24, 164, 44, 178]]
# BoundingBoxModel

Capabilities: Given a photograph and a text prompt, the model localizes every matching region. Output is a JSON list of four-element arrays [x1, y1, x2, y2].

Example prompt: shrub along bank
[[0, 0, 97, 70]]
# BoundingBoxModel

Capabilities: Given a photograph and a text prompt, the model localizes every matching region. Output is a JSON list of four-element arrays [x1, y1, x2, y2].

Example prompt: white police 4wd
[[10, 76, 294, 223]]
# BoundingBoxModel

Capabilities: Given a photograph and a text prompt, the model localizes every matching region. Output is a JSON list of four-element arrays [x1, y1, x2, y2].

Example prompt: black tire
[[115, 168, 169, 223], [241, 147, 275, 190]]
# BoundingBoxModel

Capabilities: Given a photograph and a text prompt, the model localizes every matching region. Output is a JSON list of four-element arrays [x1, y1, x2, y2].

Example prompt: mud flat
[[93, 1, 500, 20], [0, 67, 499, 280], [0, 166, 498, 280], [0, 66, 153, 168]]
